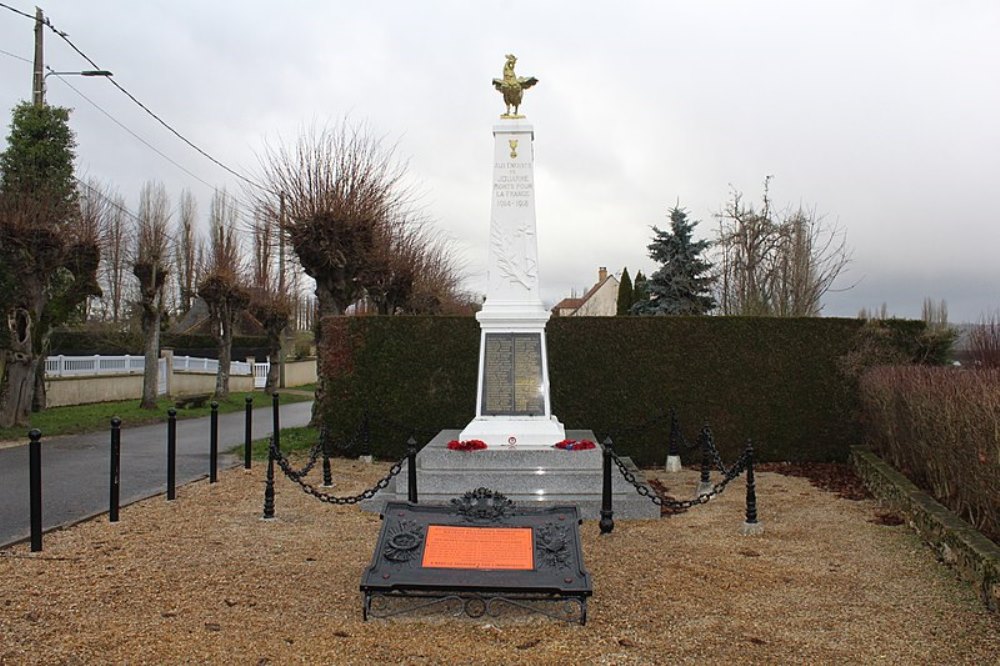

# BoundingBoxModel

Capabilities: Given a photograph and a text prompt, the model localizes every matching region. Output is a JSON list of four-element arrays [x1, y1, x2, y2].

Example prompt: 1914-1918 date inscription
[[481, 333, 544, 416]]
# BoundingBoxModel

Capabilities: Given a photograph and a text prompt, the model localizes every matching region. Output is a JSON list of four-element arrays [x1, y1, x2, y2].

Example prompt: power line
[[45, 22, 272, 194], [0, 46, 32, 64], [1, 1, 273, 194], [51, 72, 221, 193], [0, 1, 32, 20]]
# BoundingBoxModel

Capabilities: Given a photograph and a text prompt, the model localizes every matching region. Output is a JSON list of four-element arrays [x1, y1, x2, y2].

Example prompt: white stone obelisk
[[458, 119, 566, 449]]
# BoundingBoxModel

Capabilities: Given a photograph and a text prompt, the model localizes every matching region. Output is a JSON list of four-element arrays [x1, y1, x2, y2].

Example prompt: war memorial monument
[[362, 56, 657, 520]]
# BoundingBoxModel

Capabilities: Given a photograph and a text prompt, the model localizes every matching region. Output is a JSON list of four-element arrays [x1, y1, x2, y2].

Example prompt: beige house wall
[[574, 277, 620, 316]]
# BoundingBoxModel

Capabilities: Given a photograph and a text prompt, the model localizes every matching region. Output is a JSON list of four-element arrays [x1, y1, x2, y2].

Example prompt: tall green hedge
[[317, 315, 929, 465]]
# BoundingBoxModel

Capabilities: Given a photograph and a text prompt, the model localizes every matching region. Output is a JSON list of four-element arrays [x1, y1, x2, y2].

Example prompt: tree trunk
[[0, 304, 40, 428], [0, 355, 37, 428], [140, 306, 161, 409], [31, 360, 46, 412], [214, 303, 233, 400], [264, 335, 281, 395]]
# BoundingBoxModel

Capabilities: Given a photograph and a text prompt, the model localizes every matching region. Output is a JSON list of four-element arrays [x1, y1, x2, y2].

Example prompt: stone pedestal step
[[360, 429, 660, 520]]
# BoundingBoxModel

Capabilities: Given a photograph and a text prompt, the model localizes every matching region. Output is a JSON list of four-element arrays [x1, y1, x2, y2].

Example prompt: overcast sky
[[1, 1, 997, 321]]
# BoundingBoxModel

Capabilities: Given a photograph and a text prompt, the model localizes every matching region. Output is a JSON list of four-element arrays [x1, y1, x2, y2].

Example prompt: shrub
[[859, 366, 1000, 543]]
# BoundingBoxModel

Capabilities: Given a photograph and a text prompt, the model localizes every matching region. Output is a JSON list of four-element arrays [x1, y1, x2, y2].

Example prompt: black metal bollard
[[361, 411, 372, 459], [271, 392, 280, 451], [167, 409, 177, 501], [599, 437, 615, 535], [321, 426, 333, 487], [262, 437, 276, 520], [740, 439, 763, 535], [699, 426, 712, 485], [407, 436, 418, 504], [244, 396, 253, 470], [109, 417, 121, 523], [667, 409, 681, 458], [209, 401, 219, 483], [28, 429, 42, 552]]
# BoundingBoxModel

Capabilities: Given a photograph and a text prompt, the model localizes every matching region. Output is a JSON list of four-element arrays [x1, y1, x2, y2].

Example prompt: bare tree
[[198, 190, 249, 400], [132, 182, 171, 409], [247, 208, 291, 393], [98, 191, 132, 325], [252, 121, 413, 323], [714, 177, 851, 316], [173, 189, 199, 316]]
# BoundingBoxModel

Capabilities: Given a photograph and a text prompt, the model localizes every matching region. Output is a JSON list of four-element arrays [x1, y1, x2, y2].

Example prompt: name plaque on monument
[[421, 526, 534, 570], [481, 333, 544, 416]]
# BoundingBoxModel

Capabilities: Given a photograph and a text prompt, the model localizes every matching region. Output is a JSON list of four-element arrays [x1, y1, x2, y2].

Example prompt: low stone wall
[[45, 371, 253, 407], [851, 446, 1000, 613], [45, 374, 145, 407], [171, 372, 254, 396]]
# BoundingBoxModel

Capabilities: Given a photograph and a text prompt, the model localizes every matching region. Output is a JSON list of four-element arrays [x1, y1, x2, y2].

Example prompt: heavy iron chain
[[704, 432, 735, 476], [271, 441, 405, 505], [611, 449, 750, 511], [283, 443, 322, 480]]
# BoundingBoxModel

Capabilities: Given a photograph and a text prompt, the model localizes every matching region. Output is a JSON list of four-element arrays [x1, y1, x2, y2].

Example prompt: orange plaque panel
[[421, 525, 534, 570]]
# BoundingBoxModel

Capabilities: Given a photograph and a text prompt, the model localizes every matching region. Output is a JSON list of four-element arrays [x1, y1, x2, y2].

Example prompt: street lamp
[[39, 69, 113, 104]]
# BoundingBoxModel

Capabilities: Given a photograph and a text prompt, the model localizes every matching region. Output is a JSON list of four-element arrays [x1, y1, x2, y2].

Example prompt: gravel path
[[1, 460, 997, 664]]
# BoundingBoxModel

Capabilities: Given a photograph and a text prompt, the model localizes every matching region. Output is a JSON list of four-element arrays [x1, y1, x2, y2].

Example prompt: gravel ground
[[1, 458, 997, 665]]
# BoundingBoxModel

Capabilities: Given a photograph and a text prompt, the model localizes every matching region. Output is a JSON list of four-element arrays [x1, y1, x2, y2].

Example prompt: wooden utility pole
[[32, 7, 44, 107]]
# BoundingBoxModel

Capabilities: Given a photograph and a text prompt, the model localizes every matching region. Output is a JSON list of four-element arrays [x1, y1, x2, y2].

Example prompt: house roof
[[553, 297, 584, 311]]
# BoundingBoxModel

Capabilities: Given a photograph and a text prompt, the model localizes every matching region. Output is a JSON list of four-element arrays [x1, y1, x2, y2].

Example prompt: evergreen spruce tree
[[616, 266, 633, 315], [631, 270, 649, 314], [632, 205, 716, 315]]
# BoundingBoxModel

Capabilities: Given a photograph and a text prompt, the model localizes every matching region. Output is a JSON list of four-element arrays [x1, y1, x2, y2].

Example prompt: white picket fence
[[45, 354, 270, 389]]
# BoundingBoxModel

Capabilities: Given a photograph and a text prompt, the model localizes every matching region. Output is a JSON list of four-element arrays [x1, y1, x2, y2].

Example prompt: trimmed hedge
[[317, 315, 932, 465]]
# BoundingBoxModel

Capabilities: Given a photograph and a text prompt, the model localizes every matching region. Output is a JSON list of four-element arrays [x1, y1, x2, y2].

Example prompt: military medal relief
[[481, 333, 544, 416]]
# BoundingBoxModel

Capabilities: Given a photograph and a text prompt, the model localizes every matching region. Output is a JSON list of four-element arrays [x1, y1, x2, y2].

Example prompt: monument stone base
[[360, 429, 660, 520]]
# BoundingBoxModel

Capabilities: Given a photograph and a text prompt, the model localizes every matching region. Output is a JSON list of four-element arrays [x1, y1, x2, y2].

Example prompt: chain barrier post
[[740, 439, 764, 536], [262, 437, 276, 520], [599, 437, 615, 535], [109, 417, 121, 523], [167, 408, 177, 500], [209, 401, 219, 483], [28, 429, 42, 552], [244, 396, 253, 470], [665, 408, 682, 473], [407, 436, 418, 504], [696, 425, 714, 497], [360, 411, 373, 463], [321, 426, 333, 488], [271, 392, 280, 451]]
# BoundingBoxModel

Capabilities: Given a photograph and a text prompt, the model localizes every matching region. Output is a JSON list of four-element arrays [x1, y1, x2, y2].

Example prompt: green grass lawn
[[241, 425, 320, 460], [0, 389, 315, 443]]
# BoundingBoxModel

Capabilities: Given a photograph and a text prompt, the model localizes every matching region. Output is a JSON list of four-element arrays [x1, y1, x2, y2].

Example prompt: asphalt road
[[0, 401, 313, 547]]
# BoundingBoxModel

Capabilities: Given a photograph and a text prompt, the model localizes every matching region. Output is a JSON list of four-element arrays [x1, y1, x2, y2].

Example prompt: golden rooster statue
[[492, 54, 538, 119]]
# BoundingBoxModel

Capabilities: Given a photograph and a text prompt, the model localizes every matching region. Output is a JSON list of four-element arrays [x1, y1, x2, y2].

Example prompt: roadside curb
[[851, 445, 1000, 613]]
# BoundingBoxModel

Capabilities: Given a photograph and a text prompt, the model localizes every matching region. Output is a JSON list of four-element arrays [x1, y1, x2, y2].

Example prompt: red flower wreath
[[553, 439, 596, 451], [447, 439, 488, 451]]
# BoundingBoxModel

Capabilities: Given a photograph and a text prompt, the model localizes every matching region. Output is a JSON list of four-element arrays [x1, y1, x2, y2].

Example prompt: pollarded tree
[[616, 266, 633, 315], [198, 190, 249, 400], [132, 182, 171, 409], [632, 206, 715, 315], [0, 102, 100, 426], [253, 121, 413, 324]]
